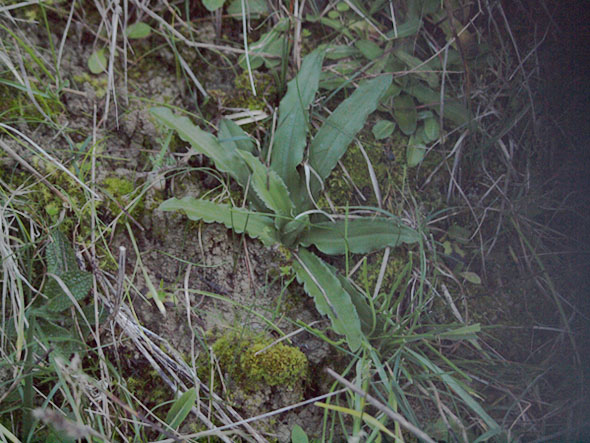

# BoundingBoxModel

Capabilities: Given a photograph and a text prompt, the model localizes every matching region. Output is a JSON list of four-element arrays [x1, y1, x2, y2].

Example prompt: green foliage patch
[[152, 48, 421, 352]]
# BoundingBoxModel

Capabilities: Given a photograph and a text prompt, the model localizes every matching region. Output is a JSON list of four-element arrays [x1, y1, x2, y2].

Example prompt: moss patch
[[212, 330, 308, 392]]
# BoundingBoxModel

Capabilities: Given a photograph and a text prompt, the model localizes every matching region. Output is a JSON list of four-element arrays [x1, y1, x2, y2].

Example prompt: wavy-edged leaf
[[218, 118, 255, 153], [159, 197, 278, 246], [279, 214, 310, 248], [237, 150, 294, 229], [393, 94, 417, 135], [150, 107, 250, 186], [271, 48, 325, 192], [293, 249, 363, 351], [299, 217, 420, 255], [43, 271, 93, 313], [165, 388, 197, 431], [46, 230, 78, 274], [42, 230, 92, 313], [309, 75, 391, 187], [406, 83, 471, 127], [335, 272, 382, 335]]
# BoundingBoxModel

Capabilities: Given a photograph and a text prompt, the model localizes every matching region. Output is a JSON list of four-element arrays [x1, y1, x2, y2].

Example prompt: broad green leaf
[[406, 136, 427, 167], [318, 60, 363, 90], [460, 271, 481, 285], [165, 388, 197, 430], [43, 271, 93, 312], [309, 75, 392, 188], [291, 424, 309, 443], [271, 48, 325, 192], [299, 217, 419, 255], [238, 22, 288, 69], [372, 119, 396, 140], [406, 83, 471, 127], [41, 230, 93, 313], [46, 230, 79, 275], [159, 197, 278, 246], [386, 16, 421, 39], [150, 107, 250, 187], [125, 22, 151, 39], [336, 1, 349, 11], [227, 0, 269, 19], [237, 150, 295, 228], [422, 0, 441, 14], [423, 117, 440, 141], [316, 17, 354, 39], [336, 271, 381, 335], [293, 249, 363, 351], [35, 320, 83, 358], [326, 45, 359, 60], [393, 94, 417, 135], [218, 119, 255, 153], [279, 214, 310, 248], [394, 49, 438, 88], [355, 39, 383, 60], [202, 0, 225, 11], [87, 48, 106, 74]]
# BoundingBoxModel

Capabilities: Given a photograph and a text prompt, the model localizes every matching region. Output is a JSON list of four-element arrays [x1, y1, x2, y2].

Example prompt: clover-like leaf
[[126, 22, 151, 39], [87, 48, 107, 74], [406, 135, 427, 167], [372, 119, 396, 140]]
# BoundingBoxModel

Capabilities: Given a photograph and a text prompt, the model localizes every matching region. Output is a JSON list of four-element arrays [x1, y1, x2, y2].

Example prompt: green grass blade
[[150, 107, 250, 186], [159, 197, 278, 246], [164, 388, 197, 432], [292, 249, 363, 352], [308, 75, 391, 188], [299, 217, 420, 255], [271, 48, 325, 193], [407, 348, 500, 431]]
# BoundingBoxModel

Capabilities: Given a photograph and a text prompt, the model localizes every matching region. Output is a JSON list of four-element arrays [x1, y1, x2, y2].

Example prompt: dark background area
[[511, 0, 590, 439]]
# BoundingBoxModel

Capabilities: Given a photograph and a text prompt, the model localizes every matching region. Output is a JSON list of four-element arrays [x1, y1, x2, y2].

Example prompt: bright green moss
[[231, 70, 277, 111], [73, 73, 108, 99], [212, 331, 308, 391], [324, 131, 405, 208], [102, 176, 144, 218], [243, 341, 308, 388]]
